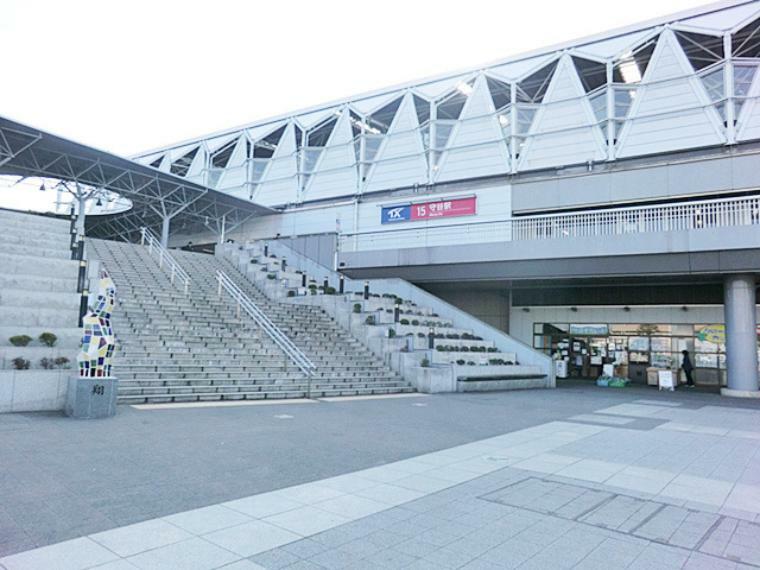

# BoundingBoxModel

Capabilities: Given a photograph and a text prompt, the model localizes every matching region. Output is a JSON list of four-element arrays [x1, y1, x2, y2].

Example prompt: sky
[[0, 0, 711, 158]]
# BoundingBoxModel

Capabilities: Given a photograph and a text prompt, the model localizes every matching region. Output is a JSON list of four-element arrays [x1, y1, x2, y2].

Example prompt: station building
[[83, 1, 760, 394]]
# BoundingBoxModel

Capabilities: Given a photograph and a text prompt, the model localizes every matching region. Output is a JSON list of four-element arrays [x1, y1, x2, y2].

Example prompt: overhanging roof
[[0, 115, 275, 241]]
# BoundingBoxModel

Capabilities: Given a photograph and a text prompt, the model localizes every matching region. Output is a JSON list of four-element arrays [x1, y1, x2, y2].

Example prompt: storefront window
[[533, 321, 757, 384]]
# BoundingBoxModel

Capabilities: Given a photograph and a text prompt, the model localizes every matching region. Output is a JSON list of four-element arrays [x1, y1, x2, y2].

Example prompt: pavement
[[1, 382, 760, 569]]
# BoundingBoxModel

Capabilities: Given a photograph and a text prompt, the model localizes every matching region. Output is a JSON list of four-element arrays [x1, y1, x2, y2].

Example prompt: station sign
[[381, 196, 476, 224]]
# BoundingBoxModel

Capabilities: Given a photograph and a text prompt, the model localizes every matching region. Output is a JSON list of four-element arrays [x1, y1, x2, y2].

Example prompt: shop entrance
[[532, 322, 748, 386]]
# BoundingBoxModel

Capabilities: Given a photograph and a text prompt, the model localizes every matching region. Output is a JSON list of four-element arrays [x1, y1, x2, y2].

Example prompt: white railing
[[339, 194, 760, 252], [215, 270, 316, 386], [140, 227, 191, 294]]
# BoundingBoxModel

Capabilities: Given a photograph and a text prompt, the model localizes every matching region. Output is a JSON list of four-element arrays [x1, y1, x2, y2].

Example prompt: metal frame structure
[[0, 115, 274, 244]]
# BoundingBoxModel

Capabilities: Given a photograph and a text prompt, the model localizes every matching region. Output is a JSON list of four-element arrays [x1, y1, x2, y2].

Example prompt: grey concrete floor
[[0, 382, 757, 557]]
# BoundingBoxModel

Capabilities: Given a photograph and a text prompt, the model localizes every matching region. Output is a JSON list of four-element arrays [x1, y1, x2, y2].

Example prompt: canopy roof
[[0, 115, 274, 241]]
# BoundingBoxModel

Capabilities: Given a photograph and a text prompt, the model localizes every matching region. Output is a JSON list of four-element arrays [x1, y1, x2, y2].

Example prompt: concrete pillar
[[722, 274, 760, 398], [160, 216, 171, 248], [76, 193, 87, 236]]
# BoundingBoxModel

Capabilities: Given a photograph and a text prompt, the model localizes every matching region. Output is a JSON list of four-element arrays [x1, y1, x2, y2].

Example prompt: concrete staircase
[[172, 249, 412, 397], [87, 239, 411, 404], [220, 240, 552, 392], [0, 209, 80, 374]]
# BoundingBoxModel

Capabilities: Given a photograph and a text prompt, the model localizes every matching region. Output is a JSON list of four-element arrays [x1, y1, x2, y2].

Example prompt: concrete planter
[[0, 370, 69, 413], [412, 366, 456, 393], [65, 377, 119, 419]]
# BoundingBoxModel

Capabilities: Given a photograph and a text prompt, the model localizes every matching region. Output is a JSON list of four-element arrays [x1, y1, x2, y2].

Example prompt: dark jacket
[[682, 353, 694, 372]]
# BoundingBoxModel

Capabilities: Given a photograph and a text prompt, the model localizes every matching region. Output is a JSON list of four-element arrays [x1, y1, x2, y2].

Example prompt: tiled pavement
[[2, 396, 760, 569]]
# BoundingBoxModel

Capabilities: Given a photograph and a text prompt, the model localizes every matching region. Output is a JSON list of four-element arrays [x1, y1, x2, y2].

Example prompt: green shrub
[[287, 290, 296, 297], [435, 345, 445, 351], [467, 361, 476, 366], [399, 318, 409, 325], [487, 347, 498, 353], [325, 286, 336, 295], [421, 358, 430, 368], [417, 332, 425, 338], [38, 332, 57, 347], [411, 319, 419, 326], [9, 335, 32, 347], [54, 356, 70, 368], [388, 329, 396, 338], [40, 357, 55, 370], [308, 283, 318, 290], [456, 359, 465, 365], [11, 357, 30, 370], [365, 315, 376, 325], [461, 346, 470, 352], [353, 303, 362, 313], [267, 273, 276, 280]]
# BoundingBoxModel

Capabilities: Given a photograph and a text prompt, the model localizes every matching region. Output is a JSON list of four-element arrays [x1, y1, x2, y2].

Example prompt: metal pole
[[363, 281, 369, 300], [428, 327, 435, 349], [160, 216, 171, 248], [339, 275, 344, 294]]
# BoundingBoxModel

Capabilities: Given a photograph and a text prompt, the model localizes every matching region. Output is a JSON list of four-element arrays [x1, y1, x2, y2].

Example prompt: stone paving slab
[[2, 386, 760, 568]]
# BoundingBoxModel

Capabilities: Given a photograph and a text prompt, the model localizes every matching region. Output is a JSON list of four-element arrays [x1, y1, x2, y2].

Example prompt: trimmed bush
[[267, 273, 277, 280], [40, 357, 55, 370], [411, 320, 419, 326], [11, 358, 30, 370], [353, 303, 362, 313], [38, 332, 57, 347], [388, 329, 396, 338], [456, 359, 466, 365], [9, 335, 32, 347], [365, 315, 376, 325], [287, 290, 296, 297], [421, 358, 430, 368], [54, 356, 71, 368], [399, 318, 410, 325], [417, 332, 425, 338]]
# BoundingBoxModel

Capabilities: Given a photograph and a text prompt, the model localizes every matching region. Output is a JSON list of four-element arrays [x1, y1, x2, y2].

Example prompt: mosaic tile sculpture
[[78, 270, 117, 378]]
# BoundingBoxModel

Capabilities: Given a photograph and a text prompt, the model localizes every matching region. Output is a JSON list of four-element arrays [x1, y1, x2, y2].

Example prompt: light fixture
[[618, 53, 642, 84], [456, 81, 474, 96], [498, 114, 510, 127]]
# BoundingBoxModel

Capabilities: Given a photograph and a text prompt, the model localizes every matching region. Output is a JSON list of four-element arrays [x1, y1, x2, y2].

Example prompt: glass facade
[[533, 322, 760, 385]]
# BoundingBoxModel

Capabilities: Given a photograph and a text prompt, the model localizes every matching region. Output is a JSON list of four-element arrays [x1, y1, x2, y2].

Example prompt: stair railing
[[215, 270, 316, 394], [140, 227, 191, 294]]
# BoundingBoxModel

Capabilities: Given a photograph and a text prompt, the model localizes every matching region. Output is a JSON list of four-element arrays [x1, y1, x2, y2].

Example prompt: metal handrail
[[215, 270, 316, 390], [139, 227, 191, 294]]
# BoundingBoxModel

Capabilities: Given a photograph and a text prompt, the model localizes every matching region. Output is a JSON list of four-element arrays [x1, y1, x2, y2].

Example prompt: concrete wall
[[512, 150, 760, 213], [0, 370, 69, 413], [424, 285, 511, 332]]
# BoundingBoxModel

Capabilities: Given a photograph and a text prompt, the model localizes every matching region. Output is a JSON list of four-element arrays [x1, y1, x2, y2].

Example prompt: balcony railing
[[339, 194, 760, 253]]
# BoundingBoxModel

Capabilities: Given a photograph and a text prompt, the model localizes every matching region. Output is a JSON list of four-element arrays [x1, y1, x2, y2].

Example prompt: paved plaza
[[2, 384, 760, 569]]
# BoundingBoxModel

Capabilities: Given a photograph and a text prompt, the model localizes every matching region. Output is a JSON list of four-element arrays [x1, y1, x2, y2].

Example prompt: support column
[[722, 274, 760, 398], [160, 216, 171, 248]]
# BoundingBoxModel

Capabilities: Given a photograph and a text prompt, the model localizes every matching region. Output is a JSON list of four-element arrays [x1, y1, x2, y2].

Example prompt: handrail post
[[170, 265, 176, 284]]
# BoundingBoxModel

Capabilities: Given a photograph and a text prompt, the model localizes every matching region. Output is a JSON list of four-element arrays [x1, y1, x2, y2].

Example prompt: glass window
[[613, 38, 657, 84], [413, 95, 430, 125], [700, 66, 725, 102], [170, 147, 199, 177], [628, 336, 650, 351], [302, 149, 322, 173], [149, 155, 163, 168], [573, 57, 607, 93], [517, 60, 558, 103], [364, 135, 383, 163], [368, 97, 402, 134], [211, 139, 237, 169], [294, 125, 303, 149], [613, 88, 637, 119], [307, 117, 337, 147], [734, 64, 758, 97], [434, 122, 454, 149], [251, 159, 268, 182], [675, 31, 724, 71], [515, 106, 537, 134], [486, 77, 511, 111], [589, 90, 607, 123], [733, 18, 760, 58], [436, 89, 468, 120]]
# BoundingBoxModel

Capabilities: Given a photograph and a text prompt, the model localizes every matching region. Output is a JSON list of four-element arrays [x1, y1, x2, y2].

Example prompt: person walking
[[681, 349, 695, 387]]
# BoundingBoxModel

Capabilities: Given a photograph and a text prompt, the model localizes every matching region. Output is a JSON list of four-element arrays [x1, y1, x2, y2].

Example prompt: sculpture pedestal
[[65, 376, 119, 419]]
